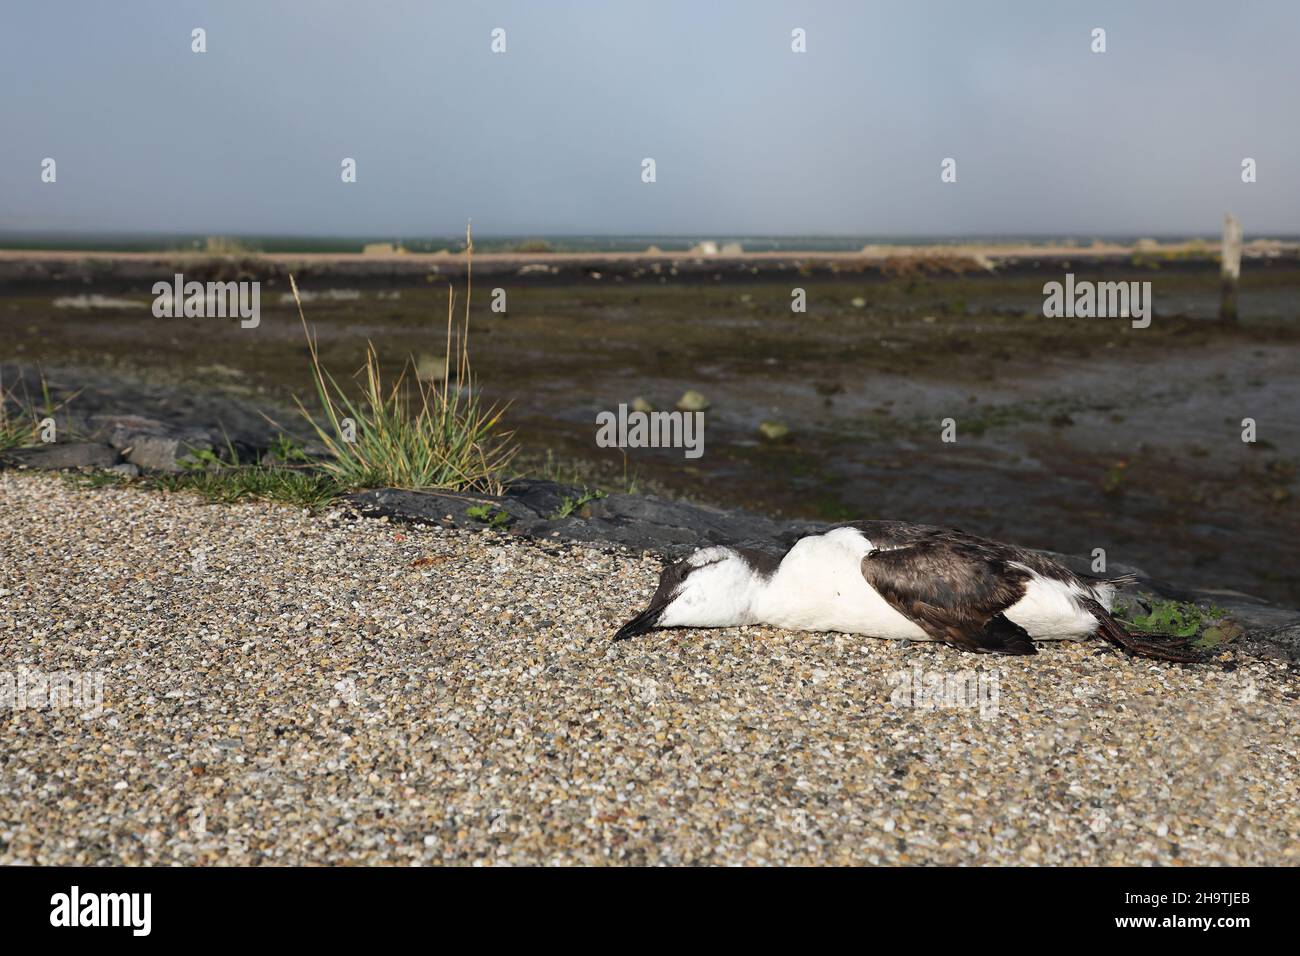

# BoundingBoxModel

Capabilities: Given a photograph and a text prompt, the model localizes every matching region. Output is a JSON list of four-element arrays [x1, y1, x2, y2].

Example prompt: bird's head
[[613, 546, 769, 641]]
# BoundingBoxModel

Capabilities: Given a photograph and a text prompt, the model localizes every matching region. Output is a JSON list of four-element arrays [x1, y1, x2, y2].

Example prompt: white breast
[[754, 528, 931, 640]]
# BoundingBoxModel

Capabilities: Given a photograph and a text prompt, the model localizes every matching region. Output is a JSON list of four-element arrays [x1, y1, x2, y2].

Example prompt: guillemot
[[613, 521, 1202, 662]]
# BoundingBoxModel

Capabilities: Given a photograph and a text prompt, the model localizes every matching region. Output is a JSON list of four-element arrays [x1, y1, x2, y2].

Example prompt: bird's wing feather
[[859, 538, 1035, 653]]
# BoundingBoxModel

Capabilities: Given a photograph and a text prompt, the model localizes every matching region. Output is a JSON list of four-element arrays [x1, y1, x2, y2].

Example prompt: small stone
[[415, 352, 447, 381], [676, 390, 710, 412]]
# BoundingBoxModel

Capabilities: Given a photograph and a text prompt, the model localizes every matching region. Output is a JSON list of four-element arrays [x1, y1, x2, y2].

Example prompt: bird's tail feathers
[[1081, 597, 1206, 664]]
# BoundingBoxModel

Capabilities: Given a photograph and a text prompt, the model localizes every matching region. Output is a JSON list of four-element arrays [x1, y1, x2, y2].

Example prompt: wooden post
[[1220, 212, 1242, 322]]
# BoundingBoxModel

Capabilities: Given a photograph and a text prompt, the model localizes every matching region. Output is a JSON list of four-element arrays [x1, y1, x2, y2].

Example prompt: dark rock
[[2, 363, 298, 468], [0, 442, 120, 470], [345, 480, 823, 557]]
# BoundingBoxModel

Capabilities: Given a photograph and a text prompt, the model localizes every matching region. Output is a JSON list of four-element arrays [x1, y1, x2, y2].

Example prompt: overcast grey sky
[[1, 0, 1297, 237]]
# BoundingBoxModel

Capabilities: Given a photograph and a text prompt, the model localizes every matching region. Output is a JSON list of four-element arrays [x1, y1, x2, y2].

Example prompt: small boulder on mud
[[92, 414, 217, 472]]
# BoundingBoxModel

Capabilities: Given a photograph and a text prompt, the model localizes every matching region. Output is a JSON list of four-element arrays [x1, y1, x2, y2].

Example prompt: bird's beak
[[612, 605, 663, 642]]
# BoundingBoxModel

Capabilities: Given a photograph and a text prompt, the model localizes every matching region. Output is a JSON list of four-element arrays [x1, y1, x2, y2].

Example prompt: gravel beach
[[1, 472, 1296, 865]]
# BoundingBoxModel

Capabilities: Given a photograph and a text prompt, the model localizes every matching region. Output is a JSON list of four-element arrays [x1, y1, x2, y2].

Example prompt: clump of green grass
[[0, 371, 68, 450], [61, 470, 133, 491], [150, 467, 343, 510], [0, 386, 35, 450], [268, 433, 311, 464], [293, 224, 516, 494], [62, 433, 343, 510], [158, 434, 342, 509]]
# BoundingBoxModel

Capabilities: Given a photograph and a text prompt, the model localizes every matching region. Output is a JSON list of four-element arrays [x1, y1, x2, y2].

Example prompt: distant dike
[[3, 241, 1299, 291]]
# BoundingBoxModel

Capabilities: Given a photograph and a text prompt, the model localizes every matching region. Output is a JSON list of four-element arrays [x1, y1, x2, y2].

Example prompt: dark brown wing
[[842, 519, 1089, 586], [860, 539, 1036, 654]]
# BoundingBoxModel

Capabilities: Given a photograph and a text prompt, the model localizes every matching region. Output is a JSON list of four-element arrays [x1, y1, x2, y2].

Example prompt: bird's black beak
[[612, 606, 663, 642]]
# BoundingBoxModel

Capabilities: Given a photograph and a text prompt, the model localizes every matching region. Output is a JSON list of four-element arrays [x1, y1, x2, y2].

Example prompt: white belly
[[753, 528, 930, 640]]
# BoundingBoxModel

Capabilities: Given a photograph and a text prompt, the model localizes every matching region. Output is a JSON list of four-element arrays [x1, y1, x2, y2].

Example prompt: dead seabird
[[613, 522, 1202, 662]]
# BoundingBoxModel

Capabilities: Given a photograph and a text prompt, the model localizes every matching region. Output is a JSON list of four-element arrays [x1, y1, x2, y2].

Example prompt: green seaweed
[[466, 504, 512, 529], [1115, 598, 1229, 643]]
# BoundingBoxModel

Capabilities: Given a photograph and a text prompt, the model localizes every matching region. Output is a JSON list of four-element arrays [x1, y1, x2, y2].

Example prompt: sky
[[1, 0, 1297, 238]]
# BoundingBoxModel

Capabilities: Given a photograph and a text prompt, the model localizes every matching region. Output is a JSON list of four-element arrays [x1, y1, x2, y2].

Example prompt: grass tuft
[[292, 223, 516, 493], [1, 371, 72, 450], [61, 470, 133, 491], [149, 467, 343, 510]]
